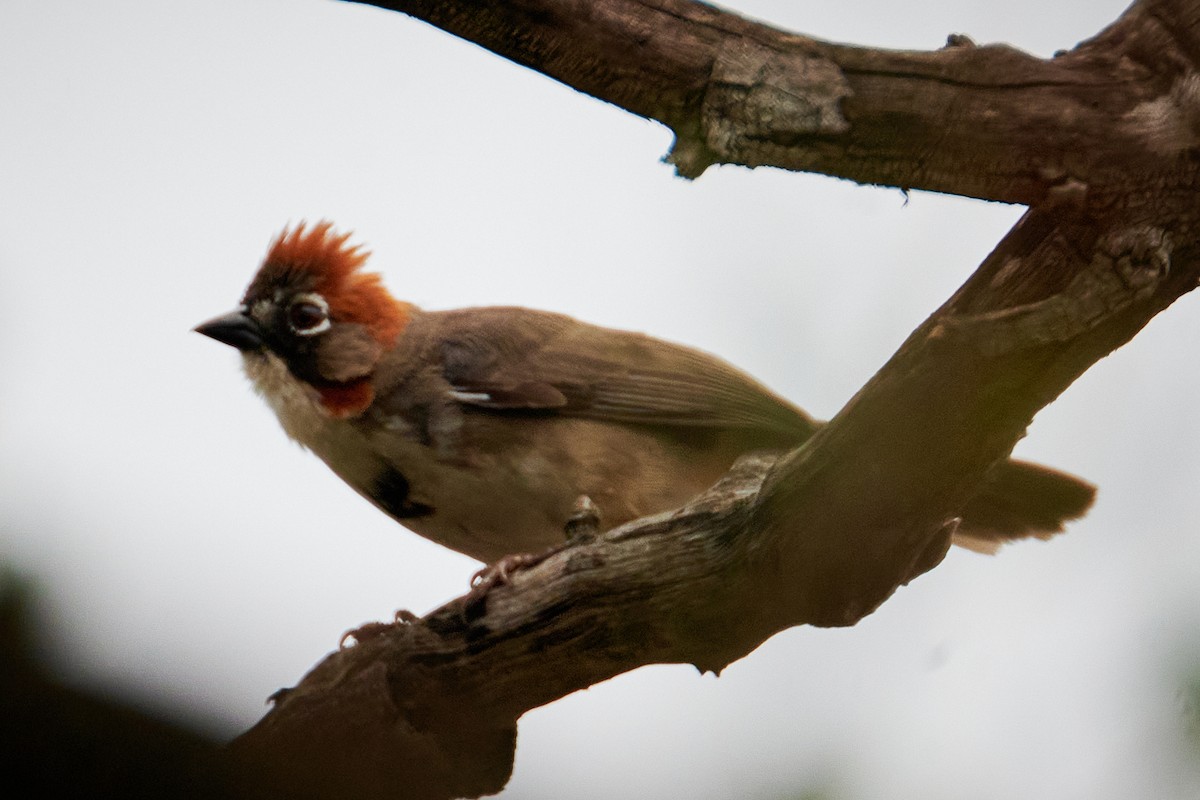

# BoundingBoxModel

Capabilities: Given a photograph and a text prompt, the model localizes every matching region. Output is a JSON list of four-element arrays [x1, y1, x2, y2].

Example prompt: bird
[[195, 222, 1095, 566]]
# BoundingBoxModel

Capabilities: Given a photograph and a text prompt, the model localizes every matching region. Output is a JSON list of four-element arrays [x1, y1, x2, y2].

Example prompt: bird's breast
[[359, 413, 748, 562], [243, 356, 760, 563]]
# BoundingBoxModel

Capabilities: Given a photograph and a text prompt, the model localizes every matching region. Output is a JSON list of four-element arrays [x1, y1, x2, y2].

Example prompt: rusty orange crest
[[264, 221, 409, 346]]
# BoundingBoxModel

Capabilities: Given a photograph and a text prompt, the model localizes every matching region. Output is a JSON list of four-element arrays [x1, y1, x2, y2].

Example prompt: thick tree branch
[[227, 1, 1200, 798], [351, 0, 1198, 203]]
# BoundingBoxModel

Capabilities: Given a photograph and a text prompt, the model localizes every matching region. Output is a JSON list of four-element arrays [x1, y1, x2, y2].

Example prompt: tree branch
[[227, 1, 1200, 797], [350, 0, 1193, 203]]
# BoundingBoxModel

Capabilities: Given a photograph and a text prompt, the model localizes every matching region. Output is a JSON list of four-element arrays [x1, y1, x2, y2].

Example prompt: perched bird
[[195, 222, 1094, 564]]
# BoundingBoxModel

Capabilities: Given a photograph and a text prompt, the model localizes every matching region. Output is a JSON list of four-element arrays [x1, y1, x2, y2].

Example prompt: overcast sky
[[6, 1, 1200, 798]]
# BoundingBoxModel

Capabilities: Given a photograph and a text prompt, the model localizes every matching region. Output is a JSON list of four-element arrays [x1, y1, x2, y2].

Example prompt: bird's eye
[[287, 293, 331, 336]]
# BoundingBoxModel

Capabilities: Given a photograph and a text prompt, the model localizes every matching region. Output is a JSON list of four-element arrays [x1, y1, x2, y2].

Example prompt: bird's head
[[195, 222, 410, 418]]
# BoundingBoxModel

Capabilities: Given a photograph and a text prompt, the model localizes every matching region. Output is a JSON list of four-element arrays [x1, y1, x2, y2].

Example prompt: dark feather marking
[[374, 467, 434, 519]]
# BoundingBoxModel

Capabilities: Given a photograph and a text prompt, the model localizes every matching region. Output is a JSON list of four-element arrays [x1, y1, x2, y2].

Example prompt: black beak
[[194, 309, 265, 352]]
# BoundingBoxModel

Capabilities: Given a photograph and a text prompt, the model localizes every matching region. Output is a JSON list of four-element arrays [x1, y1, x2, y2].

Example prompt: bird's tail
[[953, 459, 1096, 553]]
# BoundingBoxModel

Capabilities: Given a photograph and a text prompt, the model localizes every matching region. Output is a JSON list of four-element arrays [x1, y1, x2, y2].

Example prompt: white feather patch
[[447, 389, 492, 403]]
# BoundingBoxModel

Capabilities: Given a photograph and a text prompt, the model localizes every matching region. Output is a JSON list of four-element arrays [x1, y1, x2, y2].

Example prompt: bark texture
[[229, 1, 1200, 797]]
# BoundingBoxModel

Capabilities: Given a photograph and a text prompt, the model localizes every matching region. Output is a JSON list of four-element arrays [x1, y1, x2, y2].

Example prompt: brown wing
[[431, 306, 817, 438]]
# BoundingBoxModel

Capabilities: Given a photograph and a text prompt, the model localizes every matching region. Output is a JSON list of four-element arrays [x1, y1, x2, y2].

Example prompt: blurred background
[[5, 1, 1200, 798]]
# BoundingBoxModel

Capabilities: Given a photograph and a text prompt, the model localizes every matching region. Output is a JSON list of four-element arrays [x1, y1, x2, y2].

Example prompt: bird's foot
[[460, 497, 602, 615], [461, 545, 571, 617], [339, 620, 392, 648], [469, 550, 554, 595], [338, 608, 419, 648]]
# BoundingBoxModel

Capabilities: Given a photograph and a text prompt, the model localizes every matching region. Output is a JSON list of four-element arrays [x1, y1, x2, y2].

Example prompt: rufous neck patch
[[317, 380, 375, 419]]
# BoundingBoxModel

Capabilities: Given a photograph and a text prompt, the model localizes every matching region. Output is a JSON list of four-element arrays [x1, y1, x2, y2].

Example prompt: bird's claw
[[470, 551, 549, 591], [338, 608, 419, 648], [339, 621, 392, 649], [463, 549, 560, 615], [460, 497, 602, 614]]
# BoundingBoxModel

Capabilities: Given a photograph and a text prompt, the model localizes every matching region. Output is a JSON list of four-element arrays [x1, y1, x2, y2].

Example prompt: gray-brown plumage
[[195, 223, 1095, 563]]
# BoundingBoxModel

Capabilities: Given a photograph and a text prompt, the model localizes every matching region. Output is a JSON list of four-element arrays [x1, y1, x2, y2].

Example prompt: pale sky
[[6, 1, 1200, 798]]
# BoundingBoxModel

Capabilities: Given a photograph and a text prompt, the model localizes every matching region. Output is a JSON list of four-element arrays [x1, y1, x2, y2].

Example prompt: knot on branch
[[931, 219, 1173, 356], [1099, 224, 1172, 291], [1121, 73, 1200, 155], [668, 41, 849, 178]]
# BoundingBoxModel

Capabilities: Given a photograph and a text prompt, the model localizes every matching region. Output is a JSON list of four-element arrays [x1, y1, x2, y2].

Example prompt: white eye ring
[[287, 292, 332, 336]]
